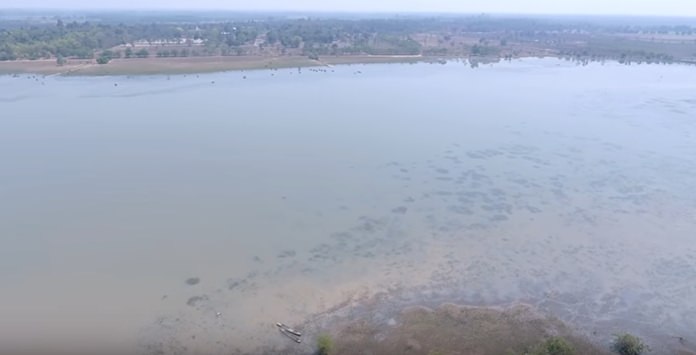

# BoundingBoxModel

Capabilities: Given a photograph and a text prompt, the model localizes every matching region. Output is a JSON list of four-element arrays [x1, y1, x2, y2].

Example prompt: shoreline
[[1, 54, 691, 77], [262, 286, 696, 355], [301, 301, 613, 355], [2, 54, 691, 77], [0, 55, 429, 76]]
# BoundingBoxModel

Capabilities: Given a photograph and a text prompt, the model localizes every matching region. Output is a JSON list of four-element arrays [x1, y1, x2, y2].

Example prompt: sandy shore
[[0, 55, 427, 76]]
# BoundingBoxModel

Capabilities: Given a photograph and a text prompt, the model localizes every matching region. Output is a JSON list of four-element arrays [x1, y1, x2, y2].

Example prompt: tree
[[124, 47, 133, 58], [56, 54, 67, 66], [97, 50, 113, 64], [0, 45, 17, 61], [612, 333, 648, 355], [135, 48, 149, 58]]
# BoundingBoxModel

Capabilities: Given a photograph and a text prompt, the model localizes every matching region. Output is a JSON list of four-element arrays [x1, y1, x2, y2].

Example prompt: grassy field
[[0, 55, 432, 76]]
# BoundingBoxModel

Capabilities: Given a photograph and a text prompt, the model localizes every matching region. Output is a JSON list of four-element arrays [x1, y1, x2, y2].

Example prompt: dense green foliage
[[611, 333, 648, 355], [1, 12, 695, 63], [0, 17, 442, 60]]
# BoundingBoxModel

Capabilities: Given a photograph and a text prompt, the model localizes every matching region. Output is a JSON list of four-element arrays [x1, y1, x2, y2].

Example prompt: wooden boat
[[276, 322, 302, 337]]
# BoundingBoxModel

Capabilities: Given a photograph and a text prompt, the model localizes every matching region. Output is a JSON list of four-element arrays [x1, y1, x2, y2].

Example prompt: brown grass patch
[[0, 55, 437, 76], [330, 303, 610, 355]]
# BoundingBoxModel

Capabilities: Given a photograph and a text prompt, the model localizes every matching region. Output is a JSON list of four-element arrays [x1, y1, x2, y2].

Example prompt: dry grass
[[0, 55, 433, 76], [331, 303, 610, 355], [321, 55, 426, 66], [0, 56, 317, 76], [0, 59, 91, 75], [70, 56, 318, 75]]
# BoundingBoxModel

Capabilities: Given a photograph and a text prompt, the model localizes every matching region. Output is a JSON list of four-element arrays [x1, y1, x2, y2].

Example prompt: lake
[[1, 59, 695, 354]]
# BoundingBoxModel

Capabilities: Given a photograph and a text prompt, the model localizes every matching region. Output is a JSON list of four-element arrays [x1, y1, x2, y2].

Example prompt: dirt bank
[[0, 55, 429, 76], [261, 302, 611, 355]]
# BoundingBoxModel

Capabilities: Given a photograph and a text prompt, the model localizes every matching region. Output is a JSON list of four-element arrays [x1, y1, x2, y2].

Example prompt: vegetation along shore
[[1, 11, 696, 75]]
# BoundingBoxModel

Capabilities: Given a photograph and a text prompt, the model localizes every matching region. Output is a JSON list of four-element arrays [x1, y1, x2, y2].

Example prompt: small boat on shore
[[276, 322, 302, 343], [276, 322, 302, 337]]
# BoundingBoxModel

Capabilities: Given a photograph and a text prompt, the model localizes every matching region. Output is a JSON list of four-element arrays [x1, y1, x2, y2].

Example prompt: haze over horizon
[[3, 0, 696, 17]]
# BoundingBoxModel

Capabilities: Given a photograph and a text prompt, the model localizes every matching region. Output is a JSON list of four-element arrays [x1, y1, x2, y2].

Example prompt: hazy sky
[[3, 0, 696, 17]]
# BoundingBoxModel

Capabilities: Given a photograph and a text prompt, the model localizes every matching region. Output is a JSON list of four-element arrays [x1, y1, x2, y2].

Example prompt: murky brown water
[[1, 59, 695, 354]]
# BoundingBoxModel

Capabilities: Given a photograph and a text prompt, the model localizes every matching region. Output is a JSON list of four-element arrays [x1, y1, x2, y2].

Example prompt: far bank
[[0, 55, 428, 76]]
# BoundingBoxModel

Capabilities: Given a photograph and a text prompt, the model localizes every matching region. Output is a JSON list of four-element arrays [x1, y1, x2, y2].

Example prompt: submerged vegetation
[[1, 11, 695, 66], [316, 334, 335, 355]]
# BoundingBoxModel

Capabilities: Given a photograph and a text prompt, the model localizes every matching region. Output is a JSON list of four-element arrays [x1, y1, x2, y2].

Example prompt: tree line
[[1, 15, 695, 63]]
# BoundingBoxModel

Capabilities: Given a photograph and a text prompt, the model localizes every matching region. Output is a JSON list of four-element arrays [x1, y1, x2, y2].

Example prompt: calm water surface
[[1, 59, 696, 353]]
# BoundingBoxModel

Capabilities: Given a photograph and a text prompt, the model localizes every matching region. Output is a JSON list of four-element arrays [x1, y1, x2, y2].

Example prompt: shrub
[[316, 334, 334, 355], [96, 56, 110, 64], [612, 333, 648, 355], [530, 337, 575, 355], [135, 48, 149, 58]]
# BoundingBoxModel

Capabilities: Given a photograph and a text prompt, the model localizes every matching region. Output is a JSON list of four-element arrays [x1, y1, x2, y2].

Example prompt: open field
[[0, 56, 318, 76], [0, 55, 434, 76]]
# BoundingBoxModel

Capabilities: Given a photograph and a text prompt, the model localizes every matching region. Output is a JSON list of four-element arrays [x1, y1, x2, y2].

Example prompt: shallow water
[[1, 59, 695, 353]]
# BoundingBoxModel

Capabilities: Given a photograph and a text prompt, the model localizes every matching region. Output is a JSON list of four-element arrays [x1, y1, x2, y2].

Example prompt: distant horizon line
[[2, 8, 696, 19]]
